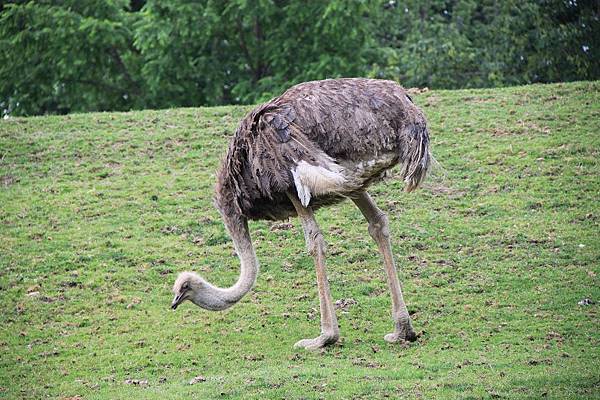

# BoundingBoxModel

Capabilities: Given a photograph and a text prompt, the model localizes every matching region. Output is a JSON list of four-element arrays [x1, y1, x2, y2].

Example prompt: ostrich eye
[[182, 282, 189, 291]]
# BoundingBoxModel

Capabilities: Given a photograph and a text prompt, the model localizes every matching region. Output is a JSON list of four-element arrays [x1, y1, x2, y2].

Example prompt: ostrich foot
[[294, 333, 339, 350], [384, 326, 418, 343]]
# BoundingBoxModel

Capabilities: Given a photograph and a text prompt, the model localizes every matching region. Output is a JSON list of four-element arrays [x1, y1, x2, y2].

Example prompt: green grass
[[1, 81, 599, 399]]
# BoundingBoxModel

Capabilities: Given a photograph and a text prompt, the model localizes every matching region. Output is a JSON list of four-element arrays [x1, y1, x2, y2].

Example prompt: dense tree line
[[1, 0, 597, 116]]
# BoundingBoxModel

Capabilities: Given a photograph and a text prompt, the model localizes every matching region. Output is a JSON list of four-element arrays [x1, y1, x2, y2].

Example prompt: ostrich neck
[[199, 213, 258, 309]]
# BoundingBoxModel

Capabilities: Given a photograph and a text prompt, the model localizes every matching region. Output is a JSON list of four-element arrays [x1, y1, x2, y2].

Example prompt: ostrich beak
[[171, 293, 184, 310]]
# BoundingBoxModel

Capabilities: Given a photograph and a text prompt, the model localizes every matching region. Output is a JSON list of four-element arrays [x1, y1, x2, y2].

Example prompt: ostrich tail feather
[[402, 122, 432, 192]]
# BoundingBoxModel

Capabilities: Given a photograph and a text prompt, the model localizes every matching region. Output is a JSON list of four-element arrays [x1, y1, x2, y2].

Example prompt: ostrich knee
[[367, 212, 390, 242], [304, 226, 326, 257]]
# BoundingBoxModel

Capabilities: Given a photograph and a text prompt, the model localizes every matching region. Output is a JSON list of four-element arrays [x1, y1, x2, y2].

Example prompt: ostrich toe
[[294, 333, 339, 350]]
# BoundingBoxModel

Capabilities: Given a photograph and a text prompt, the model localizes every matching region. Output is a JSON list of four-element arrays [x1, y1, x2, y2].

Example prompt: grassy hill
[[1, 81, 599, 399]]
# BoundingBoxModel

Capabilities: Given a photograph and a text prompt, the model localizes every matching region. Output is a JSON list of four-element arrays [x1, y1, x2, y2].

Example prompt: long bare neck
[[192, 213, 259, 310], [223, 215, 259, 302]]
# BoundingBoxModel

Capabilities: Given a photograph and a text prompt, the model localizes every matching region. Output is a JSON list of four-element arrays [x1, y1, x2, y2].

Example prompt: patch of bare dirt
[[406, 87, 429, 95], [490, 127, 513, 136], [334, 298, 357, 312], [423, 183, 466, 199], [352, 357, 383, 368], [124, 378, 148, 387], [488, 121, 551, 136], [422, 95, 440, 107], [104, 161, 121, 170], [1, 175, 18, 187], [269, 221, 294, 231], [462, 96, 496, 103], [189, 376, 206, 385]]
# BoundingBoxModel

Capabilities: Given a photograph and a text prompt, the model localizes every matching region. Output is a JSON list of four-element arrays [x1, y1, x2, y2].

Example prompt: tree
[[1, 0, 597, 116], [0, 0, 143, 116], [372, 0, 599, 88], [134, 0, 376, 107]]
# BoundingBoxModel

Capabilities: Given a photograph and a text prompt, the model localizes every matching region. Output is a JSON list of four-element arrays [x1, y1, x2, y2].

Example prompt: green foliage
[[0, 0, 598, 115], [374, 0, 599, 88], [0, 0, 144, 115], [1, 81, 599, 398], [134, 0, 373, 106]]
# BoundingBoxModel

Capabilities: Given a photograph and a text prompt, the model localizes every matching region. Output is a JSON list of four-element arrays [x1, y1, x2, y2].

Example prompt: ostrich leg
[[352, 191, 417, 343], [288, 193, 340, 350]]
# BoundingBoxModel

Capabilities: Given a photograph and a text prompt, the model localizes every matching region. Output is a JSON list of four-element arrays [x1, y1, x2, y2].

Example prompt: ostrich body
[[172, 78, 431, 349]]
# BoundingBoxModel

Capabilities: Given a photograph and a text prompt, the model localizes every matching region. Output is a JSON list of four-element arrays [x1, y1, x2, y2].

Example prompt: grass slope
[[1, 81, 599, 399]]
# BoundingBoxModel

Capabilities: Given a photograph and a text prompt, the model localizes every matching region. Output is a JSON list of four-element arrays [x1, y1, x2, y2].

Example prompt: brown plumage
[[215, 78, 430, 222], [172, 78, 431, 349]]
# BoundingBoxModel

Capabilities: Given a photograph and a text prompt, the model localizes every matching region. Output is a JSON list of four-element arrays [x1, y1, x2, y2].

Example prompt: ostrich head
[[171, 218, 258, 312], [171, 271, 197, 310], [171, 271, 238, 311]]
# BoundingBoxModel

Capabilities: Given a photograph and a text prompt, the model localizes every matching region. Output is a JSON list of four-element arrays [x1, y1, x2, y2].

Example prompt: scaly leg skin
[[352, 191, 417, 343], [288, 193, 340, 350]]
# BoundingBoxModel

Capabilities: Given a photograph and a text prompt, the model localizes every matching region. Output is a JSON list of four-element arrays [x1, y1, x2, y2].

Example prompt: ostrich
[[171, 78, 431, 349]]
